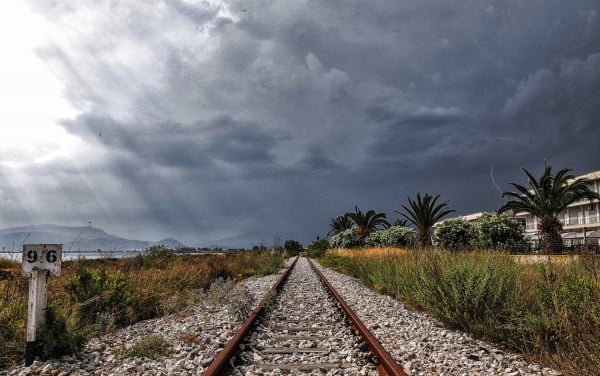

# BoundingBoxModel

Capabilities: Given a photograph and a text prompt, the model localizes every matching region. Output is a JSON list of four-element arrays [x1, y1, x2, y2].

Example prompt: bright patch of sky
[[0, 2, 79, 165]]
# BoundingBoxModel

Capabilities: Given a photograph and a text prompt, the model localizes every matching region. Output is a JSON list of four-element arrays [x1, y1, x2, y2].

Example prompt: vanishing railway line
[[203, 257, 406, 376]]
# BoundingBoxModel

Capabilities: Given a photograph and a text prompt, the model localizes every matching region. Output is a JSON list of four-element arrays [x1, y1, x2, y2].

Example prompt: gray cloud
[[4, 0, 598, 246]]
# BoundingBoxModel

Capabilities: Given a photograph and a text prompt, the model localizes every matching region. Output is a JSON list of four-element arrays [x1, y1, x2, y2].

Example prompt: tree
[[344, 206, 389, 245], [284, 240, 303, 255], [389, 218, 409, 227], [498, 166, 600, 252], [397, 193, 455, 248], [432, 218, 475, 251], [327, 215, 353, 236]]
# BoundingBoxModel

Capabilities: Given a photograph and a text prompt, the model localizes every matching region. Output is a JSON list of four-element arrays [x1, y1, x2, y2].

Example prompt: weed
[[226, 284, 256, 322], [181, 331, 201, 345], [124, 335, 170, 359], [206, 277, 235, 306]]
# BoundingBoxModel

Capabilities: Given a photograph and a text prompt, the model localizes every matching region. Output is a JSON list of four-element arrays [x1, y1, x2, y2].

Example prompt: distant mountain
[[210, 231, 265, 249], [0, 224, 187, 252]]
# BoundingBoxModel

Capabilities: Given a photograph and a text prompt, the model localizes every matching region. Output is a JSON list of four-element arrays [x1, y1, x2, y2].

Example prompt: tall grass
[[320, 248, 600, 375], [0, 251, 284, 368]]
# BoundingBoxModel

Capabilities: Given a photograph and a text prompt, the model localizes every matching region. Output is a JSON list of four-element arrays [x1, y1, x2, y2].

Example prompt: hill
[[0, 224, 186, 252]]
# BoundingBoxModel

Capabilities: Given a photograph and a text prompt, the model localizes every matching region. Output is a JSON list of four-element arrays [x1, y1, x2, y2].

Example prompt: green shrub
[[411, 252, 524, 346], [305, 238, 330, 258], [365, 226, 416, 247], [65, 267, 134, 327], [36, 305, 89, 359], [329, 228, 358, 249], [432, 218, 476, 250], [124, 335, 170, 359], [473, 213, 527, 250], [253, 254, 284, 277]]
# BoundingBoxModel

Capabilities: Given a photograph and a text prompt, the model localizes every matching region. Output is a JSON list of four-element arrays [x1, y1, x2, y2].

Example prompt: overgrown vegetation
[[304, 238, 329, 258], [432, 213, 527, 251], [123, 335, 170, 359], [0, 249, 284, 368], [320, 248, 600, 375]]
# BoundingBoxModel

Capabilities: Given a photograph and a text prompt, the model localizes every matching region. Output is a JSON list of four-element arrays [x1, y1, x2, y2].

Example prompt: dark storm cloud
[[62, 114, 286, 174], [14, 0, 600, 245]]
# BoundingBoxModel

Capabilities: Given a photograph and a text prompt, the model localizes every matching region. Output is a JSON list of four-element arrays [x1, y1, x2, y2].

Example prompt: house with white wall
[[435, 170, 600, 247], [513, 170, 600, 245]]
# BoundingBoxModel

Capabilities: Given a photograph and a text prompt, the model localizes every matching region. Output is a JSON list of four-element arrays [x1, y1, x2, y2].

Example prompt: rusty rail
[[202, 256, 298, 376], [203, 256, 407, 375], [308, 258, 408, 376]]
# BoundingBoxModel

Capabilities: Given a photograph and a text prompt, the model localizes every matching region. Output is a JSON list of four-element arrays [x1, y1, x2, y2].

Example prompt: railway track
[[203, 257, 406, 376]]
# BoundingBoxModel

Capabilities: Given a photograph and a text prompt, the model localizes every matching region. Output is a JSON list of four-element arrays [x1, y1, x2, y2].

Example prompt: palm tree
[[327, 215, 353, 236], [344, 206, 389, 244], [498, 166, 600, 252], [397, 193, 455, 248], [389, 218, 409, 227]]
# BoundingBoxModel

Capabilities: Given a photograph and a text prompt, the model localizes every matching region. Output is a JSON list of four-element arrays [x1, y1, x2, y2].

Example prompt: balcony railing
[[560, 217, 600, 226]]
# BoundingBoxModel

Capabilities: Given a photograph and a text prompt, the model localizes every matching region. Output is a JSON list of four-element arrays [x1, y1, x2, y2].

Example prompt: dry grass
[[0, 250, 284, 368]]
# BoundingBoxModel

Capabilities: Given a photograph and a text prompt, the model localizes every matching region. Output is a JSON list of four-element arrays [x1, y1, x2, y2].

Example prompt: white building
[[435, 170, 600, 247], [513, 170, 600, 245]]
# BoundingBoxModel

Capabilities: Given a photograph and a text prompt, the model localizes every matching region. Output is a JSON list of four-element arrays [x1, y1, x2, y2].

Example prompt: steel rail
[[308, 258, 408, 376], [202, 256, 299, 376]]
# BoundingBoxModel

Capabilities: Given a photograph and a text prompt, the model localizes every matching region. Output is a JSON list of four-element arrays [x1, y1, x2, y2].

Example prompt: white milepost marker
[[22, 244, 62, 366]]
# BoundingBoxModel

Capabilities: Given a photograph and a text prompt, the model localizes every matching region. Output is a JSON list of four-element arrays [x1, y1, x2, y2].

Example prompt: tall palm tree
[[344, 206, 389, 244], [327, 215, 353, 236], [397, 193, 455, 248], [498, 166, 600, 252], [389, 218, 409, 228]]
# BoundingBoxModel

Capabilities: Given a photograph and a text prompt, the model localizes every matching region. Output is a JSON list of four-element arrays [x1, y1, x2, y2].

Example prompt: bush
[[432, 218, 476, 250], [381, 226, 416, 247], [329, 228, 358, 249], [473, 213, 527, 250], [305, 238, 330, 258], [365, 226, 416, 247], [36, 305, 88, 359], [65, 267, 140, 327]]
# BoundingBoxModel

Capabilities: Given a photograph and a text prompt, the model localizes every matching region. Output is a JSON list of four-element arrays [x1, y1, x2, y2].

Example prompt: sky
[[0, 0, 599, 247]]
